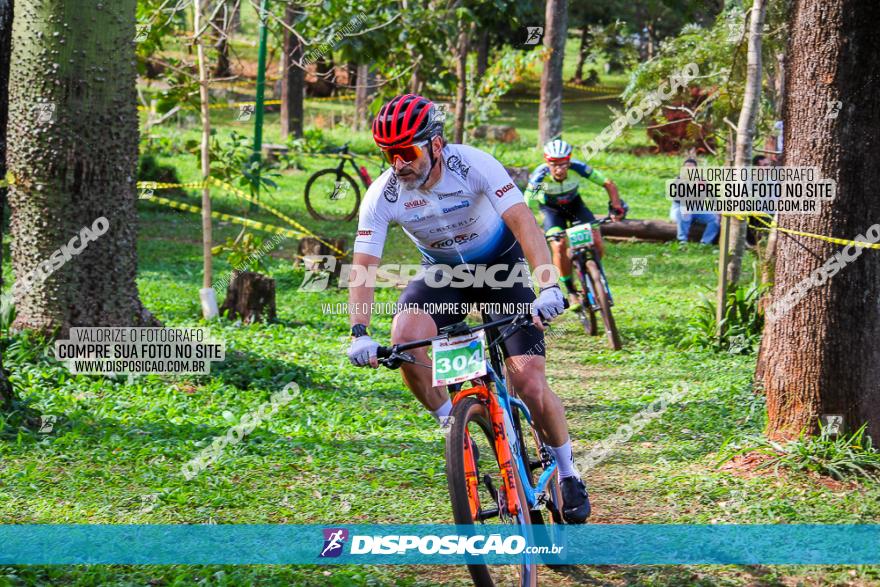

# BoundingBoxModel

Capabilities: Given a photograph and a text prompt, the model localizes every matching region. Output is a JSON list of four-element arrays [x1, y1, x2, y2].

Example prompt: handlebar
[[545, 216, 616, 241], [376, 313, 533, 368], [376, 298, 570, 369]]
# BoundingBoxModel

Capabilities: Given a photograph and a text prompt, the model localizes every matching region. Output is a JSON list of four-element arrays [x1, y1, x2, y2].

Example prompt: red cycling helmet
[[372, 94, 442, 148]]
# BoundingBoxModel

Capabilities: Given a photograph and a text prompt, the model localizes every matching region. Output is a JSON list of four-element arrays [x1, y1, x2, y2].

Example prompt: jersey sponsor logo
[[445, 155, 470, 180], [406, 213, 432, 223], [437, 189, 464, 200], [404, 198, 428, 209], [429, 232, 479, 249], [383, 174, 399, 203], [441, 200, 470, 213], [357, 230, 373, 237], [495, 182, 515, 198], [411, 216, 478, 239]]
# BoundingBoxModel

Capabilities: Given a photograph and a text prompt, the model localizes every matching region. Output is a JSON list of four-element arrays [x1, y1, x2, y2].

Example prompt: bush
[[722, 423, 880, 482], [137, 153, 187, 198], [684, 271, 766, 353]]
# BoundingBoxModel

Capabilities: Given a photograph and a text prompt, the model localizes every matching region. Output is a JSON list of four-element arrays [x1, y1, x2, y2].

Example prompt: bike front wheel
[[304, 168, 361, 222], [574, 261, 599, 336], [446, 395, 537, 587], [585, 259, 622, 350]]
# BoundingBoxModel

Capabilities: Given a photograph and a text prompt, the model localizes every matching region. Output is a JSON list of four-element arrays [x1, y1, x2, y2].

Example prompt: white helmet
[[543, 138, 573, 162]]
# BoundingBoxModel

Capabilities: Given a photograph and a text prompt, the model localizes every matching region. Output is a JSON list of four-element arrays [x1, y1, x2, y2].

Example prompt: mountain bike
[[377, 313, 565, 587], [547, 216, 622, 350], [304, 143, 377, 222]]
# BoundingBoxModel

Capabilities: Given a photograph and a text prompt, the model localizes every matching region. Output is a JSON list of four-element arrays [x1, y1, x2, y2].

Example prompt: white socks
[[431, 398, 453, 426], [549, 440, 580, 480]]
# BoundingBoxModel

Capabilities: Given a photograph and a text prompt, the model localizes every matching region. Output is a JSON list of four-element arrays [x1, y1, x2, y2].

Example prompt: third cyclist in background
[[525, 139, 627, 309]]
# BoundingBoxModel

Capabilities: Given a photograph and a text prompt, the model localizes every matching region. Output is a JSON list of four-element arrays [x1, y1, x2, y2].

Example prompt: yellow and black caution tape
[[141, 193, 307, 239], [562, 82, 624, 94], [209, 177, 349, 256], [137, 180, 208, 190], [208, 99, 282, 110], [735, 212, 880, 250], [493, 93, 619, 105], [137, 177, 348, 257]]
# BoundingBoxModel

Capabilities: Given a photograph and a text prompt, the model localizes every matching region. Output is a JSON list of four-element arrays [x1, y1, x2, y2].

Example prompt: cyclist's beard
[[395, 161, 430, 190]]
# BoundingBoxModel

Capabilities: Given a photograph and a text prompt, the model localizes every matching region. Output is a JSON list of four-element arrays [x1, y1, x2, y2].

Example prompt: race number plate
[[432, 331, 487, 387], [566, 223, 594, 249]]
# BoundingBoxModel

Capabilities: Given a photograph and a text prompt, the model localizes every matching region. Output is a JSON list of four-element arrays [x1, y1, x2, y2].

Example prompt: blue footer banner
[[2, 524, 880, 565]]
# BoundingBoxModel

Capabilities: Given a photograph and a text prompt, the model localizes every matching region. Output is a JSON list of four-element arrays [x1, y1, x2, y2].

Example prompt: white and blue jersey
[[354, 144, 524, 265]]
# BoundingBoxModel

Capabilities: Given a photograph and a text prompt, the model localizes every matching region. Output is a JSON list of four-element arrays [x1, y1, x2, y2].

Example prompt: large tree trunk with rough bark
[[6, 0, 156, 336], [757, 0, 880, 441], [725, 0, 766, 285], [538, 0, 567, 146], [280, 2, 303, 139], [0, 0, 14, 408]]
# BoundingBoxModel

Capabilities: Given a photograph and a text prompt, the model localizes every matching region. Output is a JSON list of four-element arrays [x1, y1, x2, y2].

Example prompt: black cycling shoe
[[560, 476, 591, 523]]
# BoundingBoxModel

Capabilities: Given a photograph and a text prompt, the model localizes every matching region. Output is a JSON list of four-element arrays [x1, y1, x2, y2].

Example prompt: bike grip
[[376, 346, 392, 359]]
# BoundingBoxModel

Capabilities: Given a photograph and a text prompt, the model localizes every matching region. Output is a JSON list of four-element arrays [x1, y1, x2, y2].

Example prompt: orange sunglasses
[[380, 141, 429, 165]]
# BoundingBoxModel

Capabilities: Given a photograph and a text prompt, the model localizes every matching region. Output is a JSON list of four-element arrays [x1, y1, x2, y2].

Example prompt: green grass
[[2, 50, 879, 587]]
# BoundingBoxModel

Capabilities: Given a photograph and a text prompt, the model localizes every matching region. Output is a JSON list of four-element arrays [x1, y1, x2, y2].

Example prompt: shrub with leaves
[[722, 423, 880, 483], [466, 47, 544, 130], [209, 131, 279, 198], [211, 231, 274, 275], [685, 269, 766, 353]]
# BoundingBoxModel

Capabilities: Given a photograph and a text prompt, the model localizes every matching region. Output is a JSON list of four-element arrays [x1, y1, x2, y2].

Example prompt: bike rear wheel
[[585, 260, 622, 350], [304, 168, 361, 221], [447, 395, 537, 587]]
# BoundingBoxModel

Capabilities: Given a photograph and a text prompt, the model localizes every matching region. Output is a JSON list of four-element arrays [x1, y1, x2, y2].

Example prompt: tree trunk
[[538, 0, 568, 146], [354, 63, 373, 132], [220, 271, 277, 323], [572, 27, 589, 84], [453, 27, 470, 143], [409, 64, 422, 95], [194, 0, 215, 317], [725, 0, 767, 286], [212, 0, 231, 78], [6, 0, 157, 336], [475, 29, 489, 83], [231, 0, 242, 32], [0, 0, 14, 408], [758, 0, 880, 441], [759, 52, 785, 289], [280, 3, 303, 139], [599, 219, 710, 243], [645, 21, 656, 61]]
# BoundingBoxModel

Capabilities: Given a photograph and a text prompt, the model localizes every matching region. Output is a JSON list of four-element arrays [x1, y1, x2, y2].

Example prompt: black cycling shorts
[[540, 196, 596, 235], [395, 244, 544, 359]]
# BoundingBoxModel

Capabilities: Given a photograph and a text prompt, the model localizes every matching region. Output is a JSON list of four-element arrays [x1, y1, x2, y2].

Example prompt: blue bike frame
[[484, 364, 557, 510]]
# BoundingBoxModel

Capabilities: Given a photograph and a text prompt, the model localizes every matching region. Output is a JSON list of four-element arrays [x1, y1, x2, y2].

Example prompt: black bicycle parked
[[304, 143, 380, 222]]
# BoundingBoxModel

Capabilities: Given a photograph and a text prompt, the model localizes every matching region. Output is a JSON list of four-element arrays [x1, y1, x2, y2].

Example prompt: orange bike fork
[[454, 386, 522, 519]]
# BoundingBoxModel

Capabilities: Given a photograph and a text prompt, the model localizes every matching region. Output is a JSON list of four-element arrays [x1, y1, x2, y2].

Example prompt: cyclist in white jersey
[[346, 94, 591, 522]]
